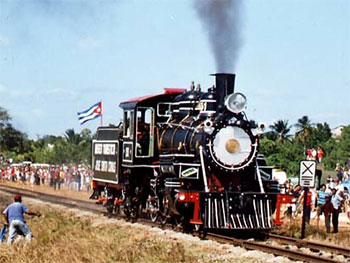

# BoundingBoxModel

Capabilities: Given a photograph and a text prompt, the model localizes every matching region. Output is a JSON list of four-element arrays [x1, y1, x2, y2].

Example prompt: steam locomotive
[[91, 73, 279, 231]]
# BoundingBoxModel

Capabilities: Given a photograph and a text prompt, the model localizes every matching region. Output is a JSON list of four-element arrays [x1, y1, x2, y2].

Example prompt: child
[[323, 195, 333, 233]]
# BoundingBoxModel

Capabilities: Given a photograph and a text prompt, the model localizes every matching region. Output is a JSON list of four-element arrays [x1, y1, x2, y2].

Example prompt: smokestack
[[211, 73, 236, 112]]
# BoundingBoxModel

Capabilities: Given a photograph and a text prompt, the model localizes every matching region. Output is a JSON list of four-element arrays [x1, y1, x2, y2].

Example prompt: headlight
[[225, 92, 247, 113], [178, 193, 186, 201]]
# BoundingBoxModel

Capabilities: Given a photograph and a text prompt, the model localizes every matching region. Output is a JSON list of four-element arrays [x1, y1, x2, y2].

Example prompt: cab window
[[157, 102, 172, 117], [136, 107, 154, 157], [123, 110, 134, 138]]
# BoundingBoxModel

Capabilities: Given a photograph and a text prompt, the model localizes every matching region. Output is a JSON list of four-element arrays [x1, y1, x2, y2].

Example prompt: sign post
[[299, 160, 316, 239], [301, 187, 309, 239]]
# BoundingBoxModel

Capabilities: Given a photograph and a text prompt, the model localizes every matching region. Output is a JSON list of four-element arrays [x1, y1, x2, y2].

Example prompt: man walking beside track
[[330, 188, 343, 233], [316, 184, 329, 228], [2, 194, 41, 244]]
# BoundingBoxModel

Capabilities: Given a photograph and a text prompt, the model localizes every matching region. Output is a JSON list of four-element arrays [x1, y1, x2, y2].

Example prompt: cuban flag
[[77, 101, 102, 125]]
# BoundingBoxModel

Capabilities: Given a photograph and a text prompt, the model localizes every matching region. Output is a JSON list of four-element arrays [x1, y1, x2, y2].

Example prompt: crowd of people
[[0, 163, 93, 192], [1, 157, 350, 243], [306, 146, 324, 163], [1, 163, 92, 244], [281, 167, 350, 233]]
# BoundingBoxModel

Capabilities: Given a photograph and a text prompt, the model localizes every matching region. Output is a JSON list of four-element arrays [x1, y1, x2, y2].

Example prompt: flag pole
[[100, 100, 103, 127]]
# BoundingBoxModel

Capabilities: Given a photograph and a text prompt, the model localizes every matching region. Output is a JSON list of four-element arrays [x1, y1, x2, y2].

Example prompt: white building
[[331, 125, 345, 138]]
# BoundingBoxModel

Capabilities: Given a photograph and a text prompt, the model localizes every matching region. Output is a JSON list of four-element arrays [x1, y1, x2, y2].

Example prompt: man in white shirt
[[331, 188, 343, 233]]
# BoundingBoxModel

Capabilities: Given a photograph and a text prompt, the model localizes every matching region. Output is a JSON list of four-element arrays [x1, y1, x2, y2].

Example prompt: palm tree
[[64, 128, 82, 146], [269, 120, 292, 143], [0, 106, 11, 122], [0, 106, 11, 129], [63, 128, 92, 164], [295, 115, 313, 149]]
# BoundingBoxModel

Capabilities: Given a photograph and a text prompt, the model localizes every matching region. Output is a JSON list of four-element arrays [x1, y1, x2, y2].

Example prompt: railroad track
[[208, 232, 347, 263], [1, 184, 348, 263], [0, 184, 103, 213], [267, 233, 349, 257]]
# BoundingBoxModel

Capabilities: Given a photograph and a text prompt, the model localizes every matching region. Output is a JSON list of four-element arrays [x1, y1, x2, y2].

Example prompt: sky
[[0, 0, 349, 139]]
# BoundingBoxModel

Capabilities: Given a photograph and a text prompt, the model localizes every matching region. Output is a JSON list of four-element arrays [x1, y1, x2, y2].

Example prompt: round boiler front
[[208, 125, 257, 171]]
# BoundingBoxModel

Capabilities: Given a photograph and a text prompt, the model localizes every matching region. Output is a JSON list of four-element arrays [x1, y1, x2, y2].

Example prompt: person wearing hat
[[2, 194, 41, 244]]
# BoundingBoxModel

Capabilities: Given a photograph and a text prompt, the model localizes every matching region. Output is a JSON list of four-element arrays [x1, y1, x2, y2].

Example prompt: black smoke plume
[[193, 0, 243, 72]]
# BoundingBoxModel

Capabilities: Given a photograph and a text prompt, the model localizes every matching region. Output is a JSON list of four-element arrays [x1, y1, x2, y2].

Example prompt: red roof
[[163, 88, 186, 94], [120, 88, 186, 104]]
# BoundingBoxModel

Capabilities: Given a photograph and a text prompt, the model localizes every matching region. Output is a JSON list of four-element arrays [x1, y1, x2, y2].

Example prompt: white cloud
[[0, 84, 59, 98], [11, 89, 33, 96], [0, 34, 10, 47], [0, 83, 7, 93], [255, 87, 275, 96], [30, 108, 45, 118], [0, 83, 33, 97], [77, 37, 103, 49], [0, 84, 29, 97], [45, 88, 77, 97]]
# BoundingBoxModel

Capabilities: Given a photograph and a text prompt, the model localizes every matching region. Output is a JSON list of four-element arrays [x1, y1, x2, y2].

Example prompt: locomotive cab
[[91, 88, 184, 217], [121, 106, 155, 162], [119, 89, 184, 165], [121, 107, 156, 164]]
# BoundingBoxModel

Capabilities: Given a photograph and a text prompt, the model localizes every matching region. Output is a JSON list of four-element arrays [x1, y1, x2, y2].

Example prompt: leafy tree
[[64, 128, 84, 146], [295, 115, 313, 149], [307, 122, 332, 155], [259, 138, 277, 157], [0, 123, 29, 155], [0, 106, 32, 163], [0, 106, 11, 127], [264, 131, 278, 141], [311, 123, 331, 144], [81, 128, 92, 138], [260, 137, 304, 176], [269, 120, 292, 143], [0, 105, 94, 166], [323, 125, 350, 170]]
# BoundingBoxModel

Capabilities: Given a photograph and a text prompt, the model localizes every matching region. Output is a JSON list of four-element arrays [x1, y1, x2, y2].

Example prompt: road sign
[[300, 160, 316, 239], [299, 160, 316, 187]]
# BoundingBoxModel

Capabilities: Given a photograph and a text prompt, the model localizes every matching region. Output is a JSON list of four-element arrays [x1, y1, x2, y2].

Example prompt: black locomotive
[[91, 73, 279, 230]]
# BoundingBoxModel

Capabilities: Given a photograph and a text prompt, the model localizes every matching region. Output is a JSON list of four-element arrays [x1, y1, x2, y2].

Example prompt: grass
[[0, 205, 196, 263], [2, 192, 348, 263], [1, 196, 244, 263], [274, 220, 350, 247]]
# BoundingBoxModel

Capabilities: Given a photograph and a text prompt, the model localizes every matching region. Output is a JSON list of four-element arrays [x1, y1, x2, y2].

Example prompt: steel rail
[[207, 233, 345, 263], [0, 184, 104, 213], [268, 233, 350, 257]]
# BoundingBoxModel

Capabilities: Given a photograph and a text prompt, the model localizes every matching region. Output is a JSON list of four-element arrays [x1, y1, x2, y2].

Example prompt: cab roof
[[119, 88, 185, 110]]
